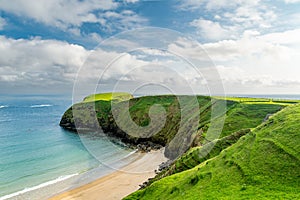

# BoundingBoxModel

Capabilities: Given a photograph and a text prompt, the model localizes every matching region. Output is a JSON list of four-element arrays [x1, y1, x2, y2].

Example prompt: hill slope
[[60, 95, 222, 148], [60, 95, 283, 158], [83, 92, 133, 102], [125, 104, 300, 199]]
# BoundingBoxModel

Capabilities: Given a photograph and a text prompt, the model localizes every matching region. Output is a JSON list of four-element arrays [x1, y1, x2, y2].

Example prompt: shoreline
[[1, 148, 139, 200], [49, 148, 167, 200]]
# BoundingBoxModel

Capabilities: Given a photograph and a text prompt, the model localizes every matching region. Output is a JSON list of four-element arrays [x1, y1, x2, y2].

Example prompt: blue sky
[[0, 0, 300, 95]]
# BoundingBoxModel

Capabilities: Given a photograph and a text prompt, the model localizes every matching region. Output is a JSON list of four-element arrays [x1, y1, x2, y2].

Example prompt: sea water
[[0, 95, 134, 199]]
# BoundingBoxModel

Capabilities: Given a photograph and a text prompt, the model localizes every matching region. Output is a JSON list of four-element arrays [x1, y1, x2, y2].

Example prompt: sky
[[0, 0, 300, 96]]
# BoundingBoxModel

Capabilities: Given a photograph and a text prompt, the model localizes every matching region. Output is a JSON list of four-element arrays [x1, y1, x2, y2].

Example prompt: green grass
[[146, 129, 251, 185], [172, 128, 251, 173], [124, 104, 300, 200], [82, 92, 133, 102], [215, 96, 300, 105], [61, 95, 288, 151], [192, 101, 284, 146], [220, 103, 283, 138], [149, 102, 285, 187], [215, 96, 271, 103], [61, 95, 198, 145]]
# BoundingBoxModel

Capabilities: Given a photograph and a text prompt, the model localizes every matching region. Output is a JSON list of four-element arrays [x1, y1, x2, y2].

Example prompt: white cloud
[[87, 33, 103, 43], [0, 17, 6, 30], [223, 4, 276, 29], [0, 0, 114, 28], [1, 27, 299, 95], [101, 10, 147, 32], [0, 0, 146, 34], [190, 19, 236, 41], [124, 0, 139, 3], [278, 12, 300, 31], [259, 29, 300, 45], [178, 0, 260, 11], [216, 64, 300, 94], [205, 0, 261, 10], [176, 0, 205, 11], [0, 36, 209, 95], [0, 36, 88, 90], [284, 0, 300, 3], [180, 0, 277, 41], [167, 29, 300, 94], [200, 29, 300, 62]]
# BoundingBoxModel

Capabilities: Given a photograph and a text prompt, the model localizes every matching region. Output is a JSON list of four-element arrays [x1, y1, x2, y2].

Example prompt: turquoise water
[[0, 95, 133, 199]]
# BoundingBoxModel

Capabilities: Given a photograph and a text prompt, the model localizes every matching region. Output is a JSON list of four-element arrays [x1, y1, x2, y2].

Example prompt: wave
[[123, 149, 138, 159], [30, 104, 53, 108], [0, 105, 8, 109], [0, 119, 13, 123], [0, 173, 79, 200]]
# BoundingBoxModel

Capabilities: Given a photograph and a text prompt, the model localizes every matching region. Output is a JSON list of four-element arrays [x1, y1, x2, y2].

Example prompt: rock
[[135, 141, 162, 152], [264, 114, 273, 122], [139, 181, 149, 189], [158, 160, 173, 171]]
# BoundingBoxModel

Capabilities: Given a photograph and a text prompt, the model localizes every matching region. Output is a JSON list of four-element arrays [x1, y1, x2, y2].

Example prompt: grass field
[[124, 103, 300, 199], [219, 103, 283, 138], [215, 96, 300, 105], [82, 92, 133, 102]]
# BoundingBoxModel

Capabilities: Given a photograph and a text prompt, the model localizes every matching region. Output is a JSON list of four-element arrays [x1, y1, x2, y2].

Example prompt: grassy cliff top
[[215, 96, 300, 105], [61, 95, 291, 148], [125, 103, 300, 199], [82, 92, 133, 102]]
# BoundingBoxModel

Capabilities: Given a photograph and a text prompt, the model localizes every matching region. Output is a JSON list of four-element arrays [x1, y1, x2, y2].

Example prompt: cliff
[[60, 94, 284, 159]]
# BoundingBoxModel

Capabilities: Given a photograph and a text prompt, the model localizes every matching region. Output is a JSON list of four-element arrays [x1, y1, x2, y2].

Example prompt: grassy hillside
[[215, 96, 300, 105], [146, 129, 251, 186], [192, 102, 283, 146], [219, 103, 282, 138], [60, 95, 286, 155], [124, 103, 300, 199], [60, 95, 217, 149], [83, 92, 133, 102]]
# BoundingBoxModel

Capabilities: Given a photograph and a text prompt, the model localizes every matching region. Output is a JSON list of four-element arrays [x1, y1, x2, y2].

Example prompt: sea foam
[[0, 173, 79, 200], [30, 104, 53, 108]]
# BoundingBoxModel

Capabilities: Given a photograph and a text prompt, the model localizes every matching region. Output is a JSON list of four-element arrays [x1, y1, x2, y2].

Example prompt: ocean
[[0, 95, 135, 199]]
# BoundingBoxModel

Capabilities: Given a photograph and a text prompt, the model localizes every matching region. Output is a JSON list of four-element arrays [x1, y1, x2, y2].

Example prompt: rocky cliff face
[[60, 100, 134, 142]]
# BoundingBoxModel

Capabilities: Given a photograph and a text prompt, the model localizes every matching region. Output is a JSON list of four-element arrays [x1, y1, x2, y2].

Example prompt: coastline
[[1, 148, 140, 200], [49, 148, 167, 200]]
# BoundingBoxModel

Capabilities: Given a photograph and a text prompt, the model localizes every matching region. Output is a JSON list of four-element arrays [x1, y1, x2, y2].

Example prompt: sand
[[49, 149, 167, 200]]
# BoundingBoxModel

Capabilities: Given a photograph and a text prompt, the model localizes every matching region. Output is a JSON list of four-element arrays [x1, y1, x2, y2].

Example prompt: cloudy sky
[[0, 0, 300, 96]]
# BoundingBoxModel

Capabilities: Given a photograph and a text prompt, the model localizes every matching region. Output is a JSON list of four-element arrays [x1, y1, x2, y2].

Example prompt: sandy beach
[[49, 149, 167, 200]]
